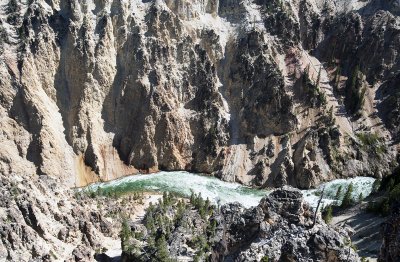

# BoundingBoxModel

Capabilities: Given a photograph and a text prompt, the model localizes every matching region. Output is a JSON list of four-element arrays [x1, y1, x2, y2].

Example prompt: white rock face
[[0, 0, 398, 189]]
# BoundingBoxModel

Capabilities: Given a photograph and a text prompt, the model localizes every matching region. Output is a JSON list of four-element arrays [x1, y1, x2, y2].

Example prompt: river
[[84, 171, 376, 209]]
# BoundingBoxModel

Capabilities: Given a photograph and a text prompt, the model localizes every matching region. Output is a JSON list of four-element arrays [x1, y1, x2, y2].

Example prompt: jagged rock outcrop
[[0, 172, 119, 261], [378, 73, 400, 142], [0, 0, 398, 189], [213, 188, 359, 261], [122, 188, 360, 261]]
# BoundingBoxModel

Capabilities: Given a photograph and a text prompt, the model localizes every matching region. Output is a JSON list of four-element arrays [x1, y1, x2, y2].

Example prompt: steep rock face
[[0, 0, 398, 188], [222, 30, 296, 140], [378, 73, 400, 142]]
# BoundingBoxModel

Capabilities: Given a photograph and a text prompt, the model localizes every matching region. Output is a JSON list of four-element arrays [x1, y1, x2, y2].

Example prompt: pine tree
[[163, 192, 169, 205], [334, 65, 341, 92], [341, 183, 354, 208], [372, 179, 381, 193], [387, 178, 395, 192], [358, 193, 363, 203], [327, 106, 335, 126], [155, 235, 170, 261], [121, 218, 131, 241], [316, 66, 322, 88], [120, 216, 132, 252], [145, 212, 155, 233], [190, 190, 195, 205], [335, 185, 343, 200]]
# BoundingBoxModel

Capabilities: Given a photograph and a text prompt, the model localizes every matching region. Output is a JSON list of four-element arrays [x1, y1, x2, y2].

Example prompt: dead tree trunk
[[312, 186, 325, 228]]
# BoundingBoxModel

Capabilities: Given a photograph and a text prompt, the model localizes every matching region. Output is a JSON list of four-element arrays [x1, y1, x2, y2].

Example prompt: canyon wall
[[0, 0, 399, 188]]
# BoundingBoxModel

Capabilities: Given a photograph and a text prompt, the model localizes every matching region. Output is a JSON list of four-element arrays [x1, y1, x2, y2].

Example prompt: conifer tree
[[341, 183, 354, 208], [335, 185, 343, 200], [155, 235, 170, 261]]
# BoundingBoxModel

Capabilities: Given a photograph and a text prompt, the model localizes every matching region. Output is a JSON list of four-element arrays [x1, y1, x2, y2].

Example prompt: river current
[[84, 171, 376, 209]]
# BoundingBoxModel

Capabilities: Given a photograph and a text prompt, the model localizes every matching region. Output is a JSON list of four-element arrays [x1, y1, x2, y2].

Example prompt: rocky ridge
[[0, 171, 117, 261], [122, 188, 360, 261]]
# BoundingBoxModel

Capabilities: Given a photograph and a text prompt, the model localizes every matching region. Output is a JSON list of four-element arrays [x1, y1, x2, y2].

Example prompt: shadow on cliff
[[50, 10, 74, 149], [100, 31, 152, 168]]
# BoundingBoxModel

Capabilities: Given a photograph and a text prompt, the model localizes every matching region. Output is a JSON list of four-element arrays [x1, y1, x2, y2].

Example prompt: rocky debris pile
[[122, 188, 359, 261]]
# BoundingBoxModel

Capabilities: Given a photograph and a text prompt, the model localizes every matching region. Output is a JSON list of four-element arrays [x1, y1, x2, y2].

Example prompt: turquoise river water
[[83, 171, 376, 209]]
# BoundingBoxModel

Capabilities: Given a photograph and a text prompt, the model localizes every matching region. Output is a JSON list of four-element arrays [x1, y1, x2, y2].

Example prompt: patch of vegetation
[[366, 167, 400, 216], [371, 179, 381, 194], [323, 106, 336, 127], [10, 185, 20, 197], [303, 65, 327, 108], [367, 198, 390, 216], [356, 132, 386, 157], [319, 183, 358, 223], [75, 187, 145, 201], [261, 256, 269, 262], [344, 237, 358, 252], [121, 192, 218, 261], [322, 205, 333, 224]]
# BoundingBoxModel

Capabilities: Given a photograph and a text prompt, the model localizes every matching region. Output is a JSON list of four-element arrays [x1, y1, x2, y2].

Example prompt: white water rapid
[[84, 171, 376, 209]]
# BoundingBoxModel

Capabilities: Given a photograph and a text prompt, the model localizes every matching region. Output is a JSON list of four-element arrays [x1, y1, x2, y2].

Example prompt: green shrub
[[366, 199, 390, 216], [322, 205, 333, 224], [261, 256, 269, 262], [389, 184, 400, 203], [372, 179, 381, 193], [367, 167, 400, 217], [356, 132, 386, 156]]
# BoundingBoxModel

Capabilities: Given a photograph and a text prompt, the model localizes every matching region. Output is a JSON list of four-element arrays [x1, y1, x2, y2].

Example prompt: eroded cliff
[[0, 0, 399, 189]]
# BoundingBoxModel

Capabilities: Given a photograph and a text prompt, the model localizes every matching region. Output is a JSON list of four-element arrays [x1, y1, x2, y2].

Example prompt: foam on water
[[84, 172, 376, 209], [302, 177, 376, 209], [85, 171, 268, 208]]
